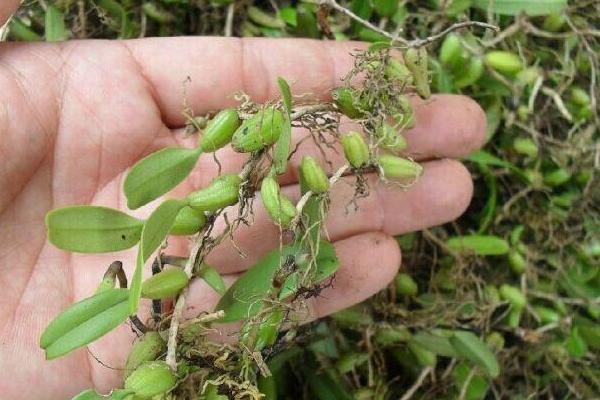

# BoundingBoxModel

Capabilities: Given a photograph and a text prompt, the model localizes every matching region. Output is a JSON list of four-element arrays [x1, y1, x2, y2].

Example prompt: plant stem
[[165, 103, 347, 370], [400, 367, 432, 400], [165, 151, 266, 370]]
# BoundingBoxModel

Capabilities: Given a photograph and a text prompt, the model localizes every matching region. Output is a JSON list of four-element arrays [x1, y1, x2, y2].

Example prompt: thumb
[[1, 0, 21, 28]]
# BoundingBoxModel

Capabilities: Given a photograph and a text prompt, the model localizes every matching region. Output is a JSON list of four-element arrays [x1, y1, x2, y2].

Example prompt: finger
[[403, 94, 487, 159], [183, 231, 401, 325], [125, 37, 362, 127], [200, 158, 471, 274]]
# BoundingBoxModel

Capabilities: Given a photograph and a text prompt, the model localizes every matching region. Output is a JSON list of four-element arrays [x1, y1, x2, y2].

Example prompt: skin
[[0, 4, 485, 399]]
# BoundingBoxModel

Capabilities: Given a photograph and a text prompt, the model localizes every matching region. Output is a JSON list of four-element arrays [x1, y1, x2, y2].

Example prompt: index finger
[[125, 37, 363, 127], [0, 0, 19, 26]]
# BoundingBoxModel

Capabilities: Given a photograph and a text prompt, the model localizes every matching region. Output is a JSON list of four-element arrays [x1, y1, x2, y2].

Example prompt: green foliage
[[198, 264, 227, 295], [129, 199, 187, 314], [446, 235, 510, 256], [44, 5, 67, 41], [40, 288, 130, 360], [46, 206, 143, 253], [216, 241, 339, 323], [71, 389, 132, 400], [124, 147, 201, 209], [274, 78, 294, 175], [473, 0, 568, 16], [22, 0, 600, 397], [449, 331, 500, 377]]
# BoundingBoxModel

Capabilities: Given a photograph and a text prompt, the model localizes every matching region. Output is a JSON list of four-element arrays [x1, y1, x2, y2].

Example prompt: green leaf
[[273, 113, 292, 175], [310, 241, 340, 282], [412, 332, 459, 357], [130, 252, 145, 316], [446, 0, 473, 16], [350, 0, 373, 34], [574, 316, 600, 350], [477, 164, 497, 233], [305, 362, 353, 400], [446, 235, 510, 256], [46, 206, 143, 253], [431, 59, 455, 94], [473, 0, 567, 16], [368, 41, 392, 52], [278, 7, 298, 26], [40, 288, 129, 360], [465, 150, 512, 169], [96, 0, 135, 38], [216, 241, 338, 323], [279, 241, 340, 299], [466, 150, 529, 182], [295, 4, 320, 39], [72, 389, 132, 400], [452, 363, 489, 400], [124, 147, 201, 209], [566, 327, 588, 358], [45, 5, 67, 41], [198, 264, 227, 295], [277, 77, 293, 115], [129, 199, 187, 314], [272, 78, 294, 175], [8, 18, 42, 41], [449, 331, 500, 377]]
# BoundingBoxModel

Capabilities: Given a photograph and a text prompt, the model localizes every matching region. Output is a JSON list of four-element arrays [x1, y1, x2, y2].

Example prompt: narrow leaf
[[566, 327, 588, 358], [40, 288, 129, 360], [96, 0, 135, 38], [129, 251, 145, 316], [473, 0, 567, 16], [279, 241, 340, 299], [72, 389, 132, 400], [8, 19, 42, 41], [449, 331, 500, 377], [304, 357, 353, 400], [216, 241, 338, 322], [124, 147, 201, 209], [277, 77, 293, 114], [45, 5, 67, 41], [129, 199, 187, 314], [141, 199, 187, 259], [198, 264, 227, 295], [46, 206, 143, 253], [274, 113, 292, 175], [466, 150, 529, 181], [368, 41, 392, 52], [477, 164, 497, 233], [411, 332, 459, 357], [446, 235, 510, 256], [466, 150, 514, 170]]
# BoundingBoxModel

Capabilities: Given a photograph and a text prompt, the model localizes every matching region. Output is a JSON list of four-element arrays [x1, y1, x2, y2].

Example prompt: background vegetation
[[4, 0, 599, 398]]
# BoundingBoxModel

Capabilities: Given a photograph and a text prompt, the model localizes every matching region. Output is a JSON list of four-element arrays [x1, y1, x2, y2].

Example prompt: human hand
[[0, 34, 485, 399]]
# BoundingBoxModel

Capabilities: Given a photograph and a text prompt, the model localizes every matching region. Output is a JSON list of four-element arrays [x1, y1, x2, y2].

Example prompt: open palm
[[0, 33, 486, 399]]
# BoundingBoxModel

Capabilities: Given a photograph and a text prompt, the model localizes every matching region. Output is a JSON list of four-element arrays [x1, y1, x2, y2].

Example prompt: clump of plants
[[40, 36, 442, 398], [9, 0, 599, 398]]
